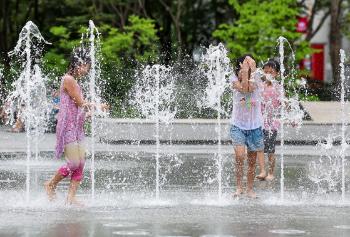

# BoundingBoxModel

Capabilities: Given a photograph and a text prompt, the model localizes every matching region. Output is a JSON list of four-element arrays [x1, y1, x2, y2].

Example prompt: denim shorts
[[230, 125, 264, 151]]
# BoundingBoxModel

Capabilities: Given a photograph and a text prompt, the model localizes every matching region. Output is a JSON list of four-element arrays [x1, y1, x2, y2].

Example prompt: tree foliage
[[0, 0, 233, 106], [42, 14, 159, 108], [213, 0, 311, 62]]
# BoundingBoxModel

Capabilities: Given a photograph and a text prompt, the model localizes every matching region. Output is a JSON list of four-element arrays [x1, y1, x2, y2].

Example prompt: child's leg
[[69, 143, 86, 182], [256, 129, 270, 180], [266, 153, 276, 181], [44, 143, 81, 201], [44, 172, 65, 201], [246, 151, 257, 197], [70, 159, 85, 184], [256, 151, 266, 180], [67, 179, 82, 205], [66, 143, 86, 205], [246, 127, 264, 198], [234, 145, 246, 196], [265, 130, 277, 181], [230, 125, 247, 196]]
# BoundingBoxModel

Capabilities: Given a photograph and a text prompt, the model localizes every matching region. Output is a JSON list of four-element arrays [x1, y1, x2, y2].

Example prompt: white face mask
[[265, 73, 274, 80], [262, 73, 277, 85]]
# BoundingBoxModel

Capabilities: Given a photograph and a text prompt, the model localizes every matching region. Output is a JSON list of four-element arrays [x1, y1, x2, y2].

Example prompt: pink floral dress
[[55, 77, 85, 159]]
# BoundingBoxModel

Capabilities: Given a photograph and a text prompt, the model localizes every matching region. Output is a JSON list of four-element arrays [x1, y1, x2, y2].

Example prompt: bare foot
[[265, 174, 275, 181], [256, 172, 267, 181], [44, 181, 56, 201], [246, 190, 257, 199], [233, 188, 244, 198]]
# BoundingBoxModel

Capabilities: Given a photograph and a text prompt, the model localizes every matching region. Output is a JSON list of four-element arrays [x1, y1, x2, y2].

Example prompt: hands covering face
[[239, 56, 256, 72], [240, 59, 250, 71], [245, 56, 256, 72]]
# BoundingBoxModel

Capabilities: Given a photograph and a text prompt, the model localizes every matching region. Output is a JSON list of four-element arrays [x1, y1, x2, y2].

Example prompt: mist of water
[[5, 21, 50, 204], [131, 64, 177, 199], [199, 43, 232, 199]]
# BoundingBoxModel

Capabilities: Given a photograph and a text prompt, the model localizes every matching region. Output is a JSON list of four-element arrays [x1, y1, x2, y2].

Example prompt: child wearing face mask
[[256, 59, 282, 181]]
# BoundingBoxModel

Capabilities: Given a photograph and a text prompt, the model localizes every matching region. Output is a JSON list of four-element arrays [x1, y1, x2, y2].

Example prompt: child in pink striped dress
[[256, 59, 281, 181], [44, 47, 91, 205]]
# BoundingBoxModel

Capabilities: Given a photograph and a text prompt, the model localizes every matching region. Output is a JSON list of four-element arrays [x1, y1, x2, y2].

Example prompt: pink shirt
[[262, 83, 281, 131]]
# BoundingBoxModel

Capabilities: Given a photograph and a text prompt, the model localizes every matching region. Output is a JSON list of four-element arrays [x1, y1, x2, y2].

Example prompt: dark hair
[[263, 59, 280, 73], [234, 54, 255, 75], [68, 46, 91, 73]]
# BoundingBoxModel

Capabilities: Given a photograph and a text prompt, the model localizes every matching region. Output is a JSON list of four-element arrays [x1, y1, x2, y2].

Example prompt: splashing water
[[275, 40, 349, 202], [339, 49, 347, 202], [131, 64, 177, 199], [277, 36, 304, 201], [82, 20, 107, 199], [199, 43, 232, 199], [309, 135, 343, 193], [5, 21, 50, 204], [278, 38, 288, 202], [308, 50, 348, 202]]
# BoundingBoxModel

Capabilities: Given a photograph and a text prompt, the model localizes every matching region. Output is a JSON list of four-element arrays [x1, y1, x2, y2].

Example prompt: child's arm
[[246, 56, 258, 92], [232, 60, 252, 93], [240, 60, 250, 92], [234, 70, 260, 92], [232, 80, 254, 93], [63, 75, 88, 108], [231, 70, 246, 93]]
